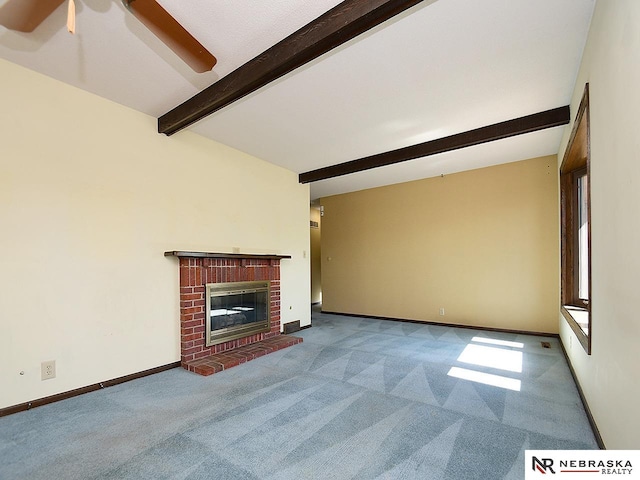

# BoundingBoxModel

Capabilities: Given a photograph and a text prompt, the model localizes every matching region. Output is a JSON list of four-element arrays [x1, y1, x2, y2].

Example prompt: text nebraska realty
[[560, 459, 632, 475]]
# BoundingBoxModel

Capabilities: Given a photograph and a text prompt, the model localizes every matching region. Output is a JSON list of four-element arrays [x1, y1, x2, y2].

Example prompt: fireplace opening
[[205, 280, 271, 346]]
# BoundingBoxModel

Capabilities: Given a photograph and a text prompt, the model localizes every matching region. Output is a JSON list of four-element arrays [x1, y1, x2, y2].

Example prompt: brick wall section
[[179, 257, 282, 367]]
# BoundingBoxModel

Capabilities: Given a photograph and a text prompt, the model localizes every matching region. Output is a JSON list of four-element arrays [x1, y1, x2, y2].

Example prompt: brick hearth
[[185, 335, 302, 376], [167, 251, 302, 376]]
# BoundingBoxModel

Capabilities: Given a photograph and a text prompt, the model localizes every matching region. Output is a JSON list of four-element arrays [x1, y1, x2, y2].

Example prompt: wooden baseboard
[[320, 310, 559, 338], [0, 361, 181, 418], [558, 341, 606, 449]]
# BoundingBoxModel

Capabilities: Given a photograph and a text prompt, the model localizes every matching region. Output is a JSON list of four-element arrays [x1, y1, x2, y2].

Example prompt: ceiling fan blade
[[67, 0, 75, 34], [0, 0, 65, 33], [122, 0, 216, 73]]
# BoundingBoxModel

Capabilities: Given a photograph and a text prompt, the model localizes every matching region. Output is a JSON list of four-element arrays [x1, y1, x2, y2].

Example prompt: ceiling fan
[[0, 0, 217, 73]]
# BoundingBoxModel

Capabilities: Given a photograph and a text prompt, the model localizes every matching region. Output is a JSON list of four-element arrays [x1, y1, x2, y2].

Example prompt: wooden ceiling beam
[[158, 0, 429, 135], [299, 106, 571, 184]]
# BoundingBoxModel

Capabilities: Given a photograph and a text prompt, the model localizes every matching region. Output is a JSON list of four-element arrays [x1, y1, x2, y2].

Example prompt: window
[[560, 84, 591, 354], [577, 170, 589, 303]]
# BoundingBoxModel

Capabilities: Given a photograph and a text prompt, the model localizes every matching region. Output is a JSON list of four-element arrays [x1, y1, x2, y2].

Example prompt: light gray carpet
[[0, 310, 598, 479]]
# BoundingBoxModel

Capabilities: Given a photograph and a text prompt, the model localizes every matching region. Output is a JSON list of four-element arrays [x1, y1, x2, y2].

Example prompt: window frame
[[560, 84, 592, 354]]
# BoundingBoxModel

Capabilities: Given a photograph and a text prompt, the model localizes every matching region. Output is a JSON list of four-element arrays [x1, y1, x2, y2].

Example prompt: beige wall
[[320, 155, 559, 334], [558, 0, 640, 448], [0, 59, 310, 409], [310, 206, 322, 304]]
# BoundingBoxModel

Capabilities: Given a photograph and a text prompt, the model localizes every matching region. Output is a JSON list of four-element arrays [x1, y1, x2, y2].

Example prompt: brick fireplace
[[165, 251, 302, 376]]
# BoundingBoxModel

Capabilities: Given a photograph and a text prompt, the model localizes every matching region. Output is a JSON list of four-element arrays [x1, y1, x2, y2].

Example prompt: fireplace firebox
[[206, 281, 271, 346]]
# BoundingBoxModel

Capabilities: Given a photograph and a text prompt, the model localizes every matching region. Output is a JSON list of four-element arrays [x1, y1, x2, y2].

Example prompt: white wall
[[558, 0, 640, 448], [0, 59, 310, 409]]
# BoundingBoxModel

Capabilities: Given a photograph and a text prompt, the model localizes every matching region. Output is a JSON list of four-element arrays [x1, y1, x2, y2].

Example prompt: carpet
[[0, 310, 597, 479]]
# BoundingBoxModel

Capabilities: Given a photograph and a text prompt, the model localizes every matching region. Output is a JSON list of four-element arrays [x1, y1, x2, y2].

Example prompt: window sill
[[561, 305, 591, 354]]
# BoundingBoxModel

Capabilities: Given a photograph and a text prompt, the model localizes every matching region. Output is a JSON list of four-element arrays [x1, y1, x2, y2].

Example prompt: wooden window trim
[[560, 84, 591, 354]]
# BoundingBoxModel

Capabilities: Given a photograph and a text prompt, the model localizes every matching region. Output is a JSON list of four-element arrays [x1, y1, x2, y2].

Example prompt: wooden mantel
[[164, 251, 292, 261]]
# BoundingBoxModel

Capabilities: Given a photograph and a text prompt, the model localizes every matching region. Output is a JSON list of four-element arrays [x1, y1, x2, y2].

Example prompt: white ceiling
[[0, 0, 595, 200]]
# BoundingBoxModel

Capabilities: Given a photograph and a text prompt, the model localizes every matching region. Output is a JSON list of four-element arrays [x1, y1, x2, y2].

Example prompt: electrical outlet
[[41, 360, 56, 380], [439, 308, 445, 316]]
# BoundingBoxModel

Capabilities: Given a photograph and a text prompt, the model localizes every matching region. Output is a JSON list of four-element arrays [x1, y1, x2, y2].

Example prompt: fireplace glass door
[[205, 281, 270, 346]]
